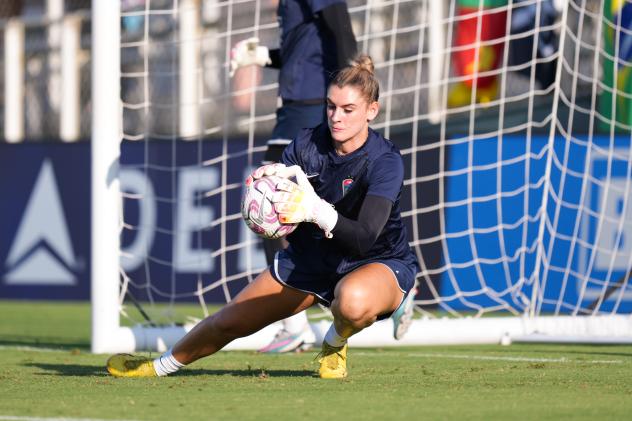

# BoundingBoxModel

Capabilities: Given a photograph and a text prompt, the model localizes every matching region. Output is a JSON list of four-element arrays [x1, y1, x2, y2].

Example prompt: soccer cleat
[[258, 326, 316, 353], [106, 353, 157, 378], [392, 282, 418, 340], [317, 342, 348, 379]]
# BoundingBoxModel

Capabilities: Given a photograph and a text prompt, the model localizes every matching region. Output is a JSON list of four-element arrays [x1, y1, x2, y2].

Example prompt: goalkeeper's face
[[327, 85, 379, 149]]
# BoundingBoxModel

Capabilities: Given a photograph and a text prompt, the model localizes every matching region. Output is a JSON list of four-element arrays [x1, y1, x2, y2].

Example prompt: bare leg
[[172, 269, 317, 364], [330, 263, 404, 339]]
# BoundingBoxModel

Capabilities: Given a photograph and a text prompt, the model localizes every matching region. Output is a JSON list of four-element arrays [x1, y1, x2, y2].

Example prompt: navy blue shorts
[[270, 248, 418, 320]]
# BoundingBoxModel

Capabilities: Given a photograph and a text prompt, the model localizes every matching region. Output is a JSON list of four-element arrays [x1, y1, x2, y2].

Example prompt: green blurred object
[[599, 0, 632, 131], [457, 0, 507, 7]]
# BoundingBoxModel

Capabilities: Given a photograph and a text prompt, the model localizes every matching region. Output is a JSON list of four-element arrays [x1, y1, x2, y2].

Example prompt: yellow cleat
[[317, 342, 348, 379], [106, 353, 157, 378]]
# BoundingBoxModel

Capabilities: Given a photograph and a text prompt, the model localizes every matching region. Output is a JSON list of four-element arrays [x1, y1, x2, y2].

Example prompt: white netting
[[117, 0, 632, 330]]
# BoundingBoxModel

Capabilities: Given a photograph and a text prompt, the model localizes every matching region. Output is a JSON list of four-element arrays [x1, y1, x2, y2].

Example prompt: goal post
[[90, 0, 280, 353], [91, 0, 632, 354], [90, 0, 128, 354]]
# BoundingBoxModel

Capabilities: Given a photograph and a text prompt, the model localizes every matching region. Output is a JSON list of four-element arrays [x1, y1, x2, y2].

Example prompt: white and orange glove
[[271, 166, 338, 238], [229, 37, 271, 77], [246, 163, 295, 185]]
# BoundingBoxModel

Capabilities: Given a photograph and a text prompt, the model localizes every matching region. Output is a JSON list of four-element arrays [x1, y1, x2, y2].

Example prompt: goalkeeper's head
[[326, 54, 380, 146]]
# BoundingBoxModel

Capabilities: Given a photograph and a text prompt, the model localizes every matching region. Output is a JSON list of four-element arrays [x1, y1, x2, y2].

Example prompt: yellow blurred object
[[447, 79, 498, 108]]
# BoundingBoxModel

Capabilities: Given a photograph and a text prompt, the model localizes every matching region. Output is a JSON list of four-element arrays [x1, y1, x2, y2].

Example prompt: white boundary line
[[354, 352, 625, 364]]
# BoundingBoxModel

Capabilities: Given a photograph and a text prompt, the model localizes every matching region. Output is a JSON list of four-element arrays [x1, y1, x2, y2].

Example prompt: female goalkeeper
[[107, 54, 420, 379]]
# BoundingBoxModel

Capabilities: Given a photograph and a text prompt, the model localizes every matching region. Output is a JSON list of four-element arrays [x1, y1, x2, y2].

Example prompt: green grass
[[1, 300, 632, 420]]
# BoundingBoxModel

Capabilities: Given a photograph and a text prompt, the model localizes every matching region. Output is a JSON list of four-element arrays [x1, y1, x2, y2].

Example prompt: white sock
[[282, 311, 310, 334], [324, 324, 347, 348], [153, 350, 185, 377]]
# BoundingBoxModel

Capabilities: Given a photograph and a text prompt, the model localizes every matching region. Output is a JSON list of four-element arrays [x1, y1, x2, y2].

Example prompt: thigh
[[334, 263, 404, 318], [218, 268, 318, 329]]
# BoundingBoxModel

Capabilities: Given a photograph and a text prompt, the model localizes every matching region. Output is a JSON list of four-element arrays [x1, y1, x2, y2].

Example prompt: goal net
[[92, 0, 632, 353]]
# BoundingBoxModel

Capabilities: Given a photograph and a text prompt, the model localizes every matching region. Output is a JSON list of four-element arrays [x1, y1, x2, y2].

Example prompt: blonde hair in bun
[[331, 54, 379, 103]]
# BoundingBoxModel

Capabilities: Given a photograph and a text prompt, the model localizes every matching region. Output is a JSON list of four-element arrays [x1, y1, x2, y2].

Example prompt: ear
[[366, 101, 379, 122]]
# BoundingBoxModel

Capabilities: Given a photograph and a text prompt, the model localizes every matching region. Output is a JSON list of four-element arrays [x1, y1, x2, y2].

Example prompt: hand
[[230, 37, 271, 77], [272, 166, 338, 238]]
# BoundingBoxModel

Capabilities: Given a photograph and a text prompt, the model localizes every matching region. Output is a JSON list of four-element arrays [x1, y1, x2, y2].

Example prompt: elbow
[[350, 232, 379, 256]]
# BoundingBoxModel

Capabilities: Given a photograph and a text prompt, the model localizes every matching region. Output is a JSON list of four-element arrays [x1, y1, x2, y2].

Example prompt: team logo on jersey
[[342, 178, 354, 195], [3, 159, 78, 285]]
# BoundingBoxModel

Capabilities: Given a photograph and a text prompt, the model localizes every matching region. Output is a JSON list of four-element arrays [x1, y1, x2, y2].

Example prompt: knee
[[331, 288, 376, 329]]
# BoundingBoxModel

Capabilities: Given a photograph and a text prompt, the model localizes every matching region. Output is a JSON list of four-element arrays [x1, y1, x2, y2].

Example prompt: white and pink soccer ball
[[241, 175, 298, 239]]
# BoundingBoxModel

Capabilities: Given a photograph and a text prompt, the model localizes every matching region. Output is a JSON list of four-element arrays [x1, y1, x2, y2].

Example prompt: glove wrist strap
[[314, 200, 338, 239], [255, 46, 271, 66]]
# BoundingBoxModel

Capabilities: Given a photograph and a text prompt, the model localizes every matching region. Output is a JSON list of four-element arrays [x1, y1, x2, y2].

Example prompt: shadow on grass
[[23, 362, 316, 378], [24, 362, 107, 376], [0, 337, 90, 351], [179, 368, 316, 378]]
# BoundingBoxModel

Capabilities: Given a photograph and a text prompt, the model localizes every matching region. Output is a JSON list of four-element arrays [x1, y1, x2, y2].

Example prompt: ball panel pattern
[[241, 175, 298, 239]]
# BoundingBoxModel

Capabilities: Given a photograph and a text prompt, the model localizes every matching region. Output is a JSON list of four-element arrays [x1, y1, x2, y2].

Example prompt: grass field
[[1, 300, 632, 421]]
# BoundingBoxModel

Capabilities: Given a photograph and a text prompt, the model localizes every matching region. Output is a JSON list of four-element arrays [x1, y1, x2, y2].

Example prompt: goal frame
[[89, 0, 300, 354], [91, 0, 632, 354]]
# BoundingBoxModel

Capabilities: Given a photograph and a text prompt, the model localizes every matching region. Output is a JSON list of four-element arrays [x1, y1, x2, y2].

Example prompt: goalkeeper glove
[[230, 37, 271, 77], [272, 166, 338, 238], [246, 163, 296, 186]]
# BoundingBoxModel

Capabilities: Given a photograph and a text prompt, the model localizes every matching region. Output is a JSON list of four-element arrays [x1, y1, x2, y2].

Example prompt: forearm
[[331, 195, 391, 256]]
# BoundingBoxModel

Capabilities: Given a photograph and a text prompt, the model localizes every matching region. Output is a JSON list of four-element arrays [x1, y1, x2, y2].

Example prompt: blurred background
[[2, 1, 632, 333], [0, 0, 594, 143]]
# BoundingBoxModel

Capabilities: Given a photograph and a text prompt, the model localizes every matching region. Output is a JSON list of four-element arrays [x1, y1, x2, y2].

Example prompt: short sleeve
[[366, 152, 404, 203]]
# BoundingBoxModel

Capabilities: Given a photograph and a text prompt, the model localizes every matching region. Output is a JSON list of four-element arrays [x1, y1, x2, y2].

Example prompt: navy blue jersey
[[280, 125, 419, 275], [277, 0, 345, 101]]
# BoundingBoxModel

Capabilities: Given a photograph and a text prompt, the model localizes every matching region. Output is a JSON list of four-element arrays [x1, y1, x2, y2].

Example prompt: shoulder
[[364, 131, 404, 188], [369, 152, 404, 182], [366, 129, 404, 169]]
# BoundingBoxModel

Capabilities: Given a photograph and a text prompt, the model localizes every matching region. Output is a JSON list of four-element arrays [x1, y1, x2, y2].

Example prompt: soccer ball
[[241, 175, 298, 239]]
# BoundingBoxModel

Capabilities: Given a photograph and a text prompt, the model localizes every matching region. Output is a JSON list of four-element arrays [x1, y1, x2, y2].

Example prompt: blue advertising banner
[[0, 143, 91, 300], [2, 135, 631, 313], [0, 139, 268, 302], [117, 139, 267, 304], [442, 135, 632, 313]]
